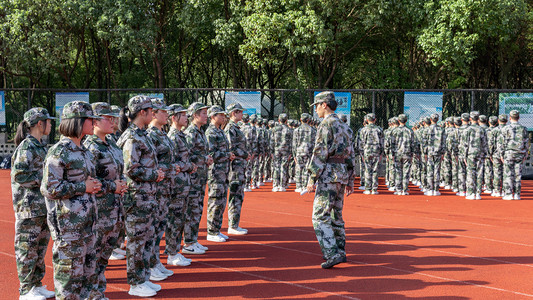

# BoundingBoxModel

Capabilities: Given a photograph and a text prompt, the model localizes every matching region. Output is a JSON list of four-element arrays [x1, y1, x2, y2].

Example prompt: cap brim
[[47, 116, 58, 120], [99, 113, 120, 118], [309, 101, 320, 107], [88, 115, 104, 119]]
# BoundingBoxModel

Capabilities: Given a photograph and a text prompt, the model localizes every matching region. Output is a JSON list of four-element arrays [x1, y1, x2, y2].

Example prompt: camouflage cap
[[226, 103, 244, 114], [454, 117, 462, 126], [278, 113, 288, 121], [366, 113, 376, 121], [479, 115, 487, 122], [398, 114, 408, 123], [392, 117, 399, 124], [168, 104, 188, 116], [510, 110, 520, 118], [151, 98, 170, 111], [300, 113, 311, 122], [470, 111, 480, 119], [310, 91, 336, 107], [188, 102, 209, 116], [242, 113, 250, 122], [92, 102, 119, 117], [498, 114, 508, 122], [24, 107, 57, 126], [111, 105, 121, 115], [62, 101, 102, 120], [424, 116, 431, 124], [461, 113, 470, 121], [250, 114, 258, 123], [207, 105, 225, 117], [128, 95, 152, 114], [430, 113, 439, 122], [488, 116, 498, 125], [268, 120, 275, 127]]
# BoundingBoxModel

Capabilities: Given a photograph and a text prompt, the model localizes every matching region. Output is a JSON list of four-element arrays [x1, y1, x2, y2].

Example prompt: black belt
[[327, 157, 345, 164]]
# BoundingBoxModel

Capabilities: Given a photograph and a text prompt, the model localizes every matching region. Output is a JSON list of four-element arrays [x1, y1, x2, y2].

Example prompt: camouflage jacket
[[184, 124, 209, 170], [392, 125, 417, 156], [241, 123, 258, 155], [354, 126, 364, 157], [167, 127, 192, 188], [206, 124, 231, 171], [307, 113, 355, 186], [446, 127, 460, 156], [11, 135, 48, 219], [425, 124, 447, 156], [491, 125, 506, 158], [117, 123, 159, 201], [358, 123, 384, 156], [485, 126, 496, 156], [457, 124, 470, 158], [224, 120, 249, 161], [465, 123, 487, 158], [292, 123, 314, 157], [147, 125, 177, 177], [384, 128, 393, 156], [274, 123, 293, 155], [41, 137, 97, 241], [84, 135, 124, 215], [500, 122, 530, 159], [255, 126, 266, 155]]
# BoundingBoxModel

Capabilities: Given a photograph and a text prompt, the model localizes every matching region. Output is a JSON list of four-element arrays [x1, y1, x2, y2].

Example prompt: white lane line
[[230, 226, 533, 298], [197, 261, 361, 300]]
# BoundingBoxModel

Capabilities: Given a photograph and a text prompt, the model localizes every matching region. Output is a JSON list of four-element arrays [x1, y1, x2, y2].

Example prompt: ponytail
[[119, 107, 131, 133], [14, 120, 31, 146]]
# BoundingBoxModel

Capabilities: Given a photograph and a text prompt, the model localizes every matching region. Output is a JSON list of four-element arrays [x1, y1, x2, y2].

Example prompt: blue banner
[[0, 91, 5, 125], [55, 92, 90, 121], [313, 92, 352, 124], [404, 92, 443, 127]]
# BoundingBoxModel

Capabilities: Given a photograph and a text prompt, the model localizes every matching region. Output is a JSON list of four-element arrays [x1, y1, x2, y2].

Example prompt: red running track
[[1, 169, 533, 299]]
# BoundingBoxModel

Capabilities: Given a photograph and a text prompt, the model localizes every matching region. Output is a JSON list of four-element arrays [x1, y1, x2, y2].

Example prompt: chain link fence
[[2, 88, 533, 144]]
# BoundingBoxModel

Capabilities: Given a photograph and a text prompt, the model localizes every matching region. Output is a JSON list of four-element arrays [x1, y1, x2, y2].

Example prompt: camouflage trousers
[[294, 155, 310, 190], [503, 155, 524, 196], [228, 161, 246, 229], [51, 233, 97, 300], [363, 155, 380, 192], [411, 156, 419, 182], [273, 153, 290, 188], [124, 199, 156, 285], [312, 182, 346, 259], [252, 154, 263, 184], [493, 157, 504, 193], [484, 158, 494, 191], [207, 178, 229, 235], [165, 178, 191, 256], [426, 155, 442, 192], [150, 180, 171, 268], [263, 154, 272, 180], [394, 155, 412, 193], [457, 157, 467, 193], [94, 209, 122, 296], [441, 152, 453, 187], [420, 156, 428, 189], [358, 156, 365, 186], [386, 155, 394, 187], [466, 156, 484, 195], [15, 216, 50, 296], [289, 158, 295, 181], [245, 157, 255, 187], [184, 167, 207, 244], [451, 156, 459, 191]]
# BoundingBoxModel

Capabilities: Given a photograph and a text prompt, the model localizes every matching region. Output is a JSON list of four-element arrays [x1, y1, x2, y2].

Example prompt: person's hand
[[114, 179, 127, 195], [306, 184, 315, 193], [85, 176, 102, 194], [156, 169, 165, 182], [206, 155, 214, 166]]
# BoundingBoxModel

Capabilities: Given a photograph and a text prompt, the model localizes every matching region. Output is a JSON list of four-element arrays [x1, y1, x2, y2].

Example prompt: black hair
[[59, 118, 86, 138], [326, 100, 338, 111], [14, 120, 31, 146]]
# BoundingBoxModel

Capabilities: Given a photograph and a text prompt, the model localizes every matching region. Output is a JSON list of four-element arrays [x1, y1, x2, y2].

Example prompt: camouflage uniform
[[273, 115, 293, 189], [449, 118, 462, 191], [41, 101, 102, 299], [457, 114, 470, 195], [465, 112, 487, 197], [483, 117, 497, 192], [116, 96, 159, 286], [425, 115, 447, 193], [205, 106, 231, 236], [358, 115, 384, 193], [11, 108, 56, 297], [184, 103, 210, 244], [355, 125, 365, 187], [224, 104, 249, 230], [292, 114, 314, 191], [500, 111, 530, 198], [441, 118, 454, 187], [418, 118, 431, 191], [383, 120, 394, 188], [392, 115, 417, 193], [308, 96, 355, 264], [165, 104, 193, 256], [492, 115, 507, 195], [252, 117, 264, 186], [241, 116, 257, 189]]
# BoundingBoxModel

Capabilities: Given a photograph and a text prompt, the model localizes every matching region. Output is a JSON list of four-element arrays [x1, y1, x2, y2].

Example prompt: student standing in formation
[[307, 91, 355, 269], [359, 113, 384, 195], [205, 105, 235, 242], [12, 108, 57, 300], [165, 104, 195, 266], [83, 102, 127, 299], [117, 96, 165, 297], [41, 101, 103, 299]]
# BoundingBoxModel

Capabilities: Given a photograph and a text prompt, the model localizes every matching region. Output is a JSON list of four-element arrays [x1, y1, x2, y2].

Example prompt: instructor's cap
[[310, 91, 336, 107]]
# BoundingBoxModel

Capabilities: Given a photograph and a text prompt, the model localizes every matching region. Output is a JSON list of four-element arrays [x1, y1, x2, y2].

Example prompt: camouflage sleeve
[[291, 129, 297, 157], [11, 144, 41, 189], [86, 144, 117, 196], [379, 129, 385, 155], [41, 151, 86, 200], [207, 131, 229, 163], [307, 125, 329, 186], [226, 127, 248, 159], [524, 127, 530, 159], [122, 138, 158, 182]]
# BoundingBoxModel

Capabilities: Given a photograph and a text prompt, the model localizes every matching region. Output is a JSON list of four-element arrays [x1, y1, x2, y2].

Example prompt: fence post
[[27, 89, 32, 111], [372, 91, 376, 114], [471, 90, 475, 111], [281, 90, 285, 114]]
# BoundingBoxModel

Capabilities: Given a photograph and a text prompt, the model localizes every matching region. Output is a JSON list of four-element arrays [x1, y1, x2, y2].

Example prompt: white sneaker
[[250, 185, 257, 190], [439, 183, 445, 187], [181, 245, 205, 255], [456, 192, 466, 197], [358, 186, 366, 190], [289, 179, 295, 184], [34, 286, 54, 299], [453, 189, 458, 193], [272, 187, 278, 192], [294, 188, 301, 193], [108, 251, 125, 260], [393, 191, 399, 195], [195, 242, 208, 251], [424, 191, 431, 196], [465, 194, 475, 200], [156, 262, 173, 276], [149, 268, 168, 281], [167, 254, 191, 266], [484, 190, 492, 194], [259, 182, 265, 186], [502, 194, 514, 200], [363, 190, 371, 195], [513, 194, 521, 200], [403, 192, 409, 195], [444, 185, 451, 190], [128, 284, 156, 297], [434, 191, 441, 196], [388, 187, 395, 192], [144, 281, 161, 292], [278, 187, 286, 192], [244, 187, 252, 192], [228, 227, 248, 235], [371, 191, 379, 195], [114, 248, 127, 256], [207, 233, 227, 242], [475, 194, 481, 200], [20, 287, 46, 300]]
